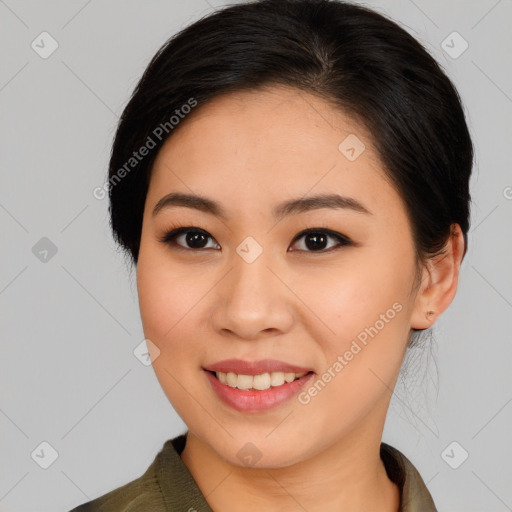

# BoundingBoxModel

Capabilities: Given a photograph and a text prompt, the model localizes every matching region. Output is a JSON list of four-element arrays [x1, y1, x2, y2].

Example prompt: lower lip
[[205, 371, 315, 412]]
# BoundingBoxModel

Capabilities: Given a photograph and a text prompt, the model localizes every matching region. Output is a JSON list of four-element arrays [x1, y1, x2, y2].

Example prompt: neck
[[180, 426, 400, 512]]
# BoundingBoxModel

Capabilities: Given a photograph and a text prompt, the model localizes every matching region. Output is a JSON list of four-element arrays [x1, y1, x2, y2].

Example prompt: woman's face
[[137, 85, 425, 467]]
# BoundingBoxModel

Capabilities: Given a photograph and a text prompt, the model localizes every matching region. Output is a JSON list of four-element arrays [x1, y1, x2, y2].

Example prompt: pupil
[[306, 233, 326, 250], [187, 232, 207, 248]]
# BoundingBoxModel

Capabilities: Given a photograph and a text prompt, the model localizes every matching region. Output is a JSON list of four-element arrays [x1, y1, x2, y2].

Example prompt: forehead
[[157, 85, 380, 167], [148, 85, 401, 222]]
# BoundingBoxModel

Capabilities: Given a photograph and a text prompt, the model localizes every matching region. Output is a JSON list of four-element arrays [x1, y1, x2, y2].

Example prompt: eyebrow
[[152, 192, 372, 220]]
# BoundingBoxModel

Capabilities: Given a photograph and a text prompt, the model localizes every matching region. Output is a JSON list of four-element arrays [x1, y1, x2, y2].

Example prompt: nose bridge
[[228, 240, 278, 309], [211, 238, 293, 338]]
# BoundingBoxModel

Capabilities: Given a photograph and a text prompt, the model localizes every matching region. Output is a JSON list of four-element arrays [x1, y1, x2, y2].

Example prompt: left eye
[[159, 227, 352, 252], [290, 228, 352, 252]]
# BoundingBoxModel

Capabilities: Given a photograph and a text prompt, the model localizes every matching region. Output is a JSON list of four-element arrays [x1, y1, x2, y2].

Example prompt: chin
[[207, 432, 310, 469]]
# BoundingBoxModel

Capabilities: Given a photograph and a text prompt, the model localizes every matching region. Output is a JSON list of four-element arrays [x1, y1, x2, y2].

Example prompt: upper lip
[[203, 359, 315, 375]]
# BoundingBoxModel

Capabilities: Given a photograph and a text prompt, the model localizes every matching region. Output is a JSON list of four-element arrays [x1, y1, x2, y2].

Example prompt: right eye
[[158, 226, 221, 251]]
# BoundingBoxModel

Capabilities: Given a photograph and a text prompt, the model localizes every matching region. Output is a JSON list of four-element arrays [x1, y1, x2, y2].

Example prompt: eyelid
[[292, 227, 351, 243]]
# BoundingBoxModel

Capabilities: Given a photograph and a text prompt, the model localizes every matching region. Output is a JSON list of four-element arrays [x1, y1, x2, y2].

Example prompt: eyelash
[[157, 223, 353, 254]]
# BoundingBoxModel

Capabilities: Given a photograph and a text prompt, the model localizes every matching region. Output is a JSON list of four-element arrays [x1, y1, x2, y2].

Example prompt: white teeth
[[236, 374, 253, 390], [226, 372, 237, 387], [215, 371, 308, 391], [284, 372, 296, 383], [253, 373, 271, 390], [270, 371, 285, 386]]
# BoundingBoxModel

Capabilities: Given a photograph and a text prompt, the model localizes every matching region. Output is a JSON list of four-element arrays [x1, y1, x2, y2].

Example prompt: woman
[[70, 0, 473, 510]]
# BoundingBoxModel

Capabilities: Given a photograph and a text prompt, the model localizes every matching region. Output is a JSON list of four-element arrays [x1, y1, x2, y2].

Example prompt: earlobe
[[410, 224, 465, 330]]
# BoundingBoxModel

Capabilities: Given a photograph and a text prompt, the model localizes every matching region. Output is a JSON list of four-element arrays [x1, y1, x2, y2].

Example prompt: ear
[[410, 223, 466, 330]]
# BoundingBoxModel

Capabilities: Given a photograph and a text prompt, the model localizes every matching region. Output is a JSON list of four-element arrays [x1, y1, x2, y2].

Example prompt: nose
[[210, 249, 294, 340]]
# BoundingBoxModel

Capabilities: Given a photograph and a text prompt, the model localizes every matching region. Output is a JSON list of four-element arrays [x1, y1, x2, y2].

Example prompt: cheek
[[136, 255, 202, 352], [296, 249, 412, 336], [296, 275, 410, 438], [293, 248, 415, 409], [136, 257, 208, 415], [330, 253, 413, 377]]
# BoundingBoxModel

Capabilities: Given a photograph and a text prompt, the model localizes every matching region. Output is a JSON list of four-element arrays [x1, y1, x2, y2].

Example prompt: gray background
[[1, 0, 511, 510]]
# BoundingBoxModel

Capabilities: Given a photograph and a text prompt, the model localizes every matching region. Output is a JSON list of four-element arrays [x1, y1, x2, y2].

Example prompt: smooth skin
[[136, 85, 464, 512]]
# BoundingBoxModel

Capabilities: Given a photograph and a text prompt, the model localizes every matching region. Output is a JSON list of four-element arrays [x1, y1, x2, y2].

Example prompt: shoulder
[[68, 433, 213, 512], [381, 442, 438, 512], [67, 439, 175, 512]]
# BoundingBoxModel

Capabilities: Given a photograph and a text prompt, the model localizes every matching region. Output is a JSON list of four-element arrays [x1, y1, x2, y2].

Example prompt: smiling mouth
[[207, 370, 314, 391]]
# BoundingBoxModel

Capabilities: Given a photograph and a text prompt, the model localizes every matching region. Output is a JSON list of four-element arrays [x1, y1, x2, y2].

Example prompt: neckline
[[157, 433, 436, 512]]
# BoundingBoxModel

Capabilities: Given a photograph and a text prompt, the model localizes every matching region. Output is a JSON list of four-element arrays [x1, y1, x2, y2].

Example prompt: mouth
[[206, 369, 314, 391], [203, 367, 316, 413]]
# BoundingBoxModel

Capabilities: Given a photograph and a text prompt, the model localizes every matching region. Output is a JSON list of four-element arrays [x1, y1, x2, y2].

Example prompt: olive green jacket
[[69, 433, 437, 511]]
